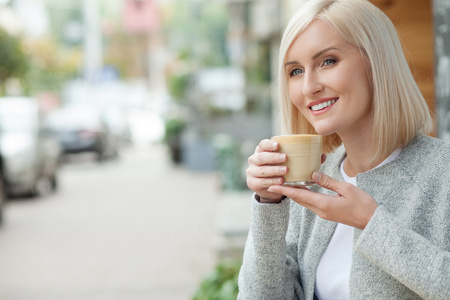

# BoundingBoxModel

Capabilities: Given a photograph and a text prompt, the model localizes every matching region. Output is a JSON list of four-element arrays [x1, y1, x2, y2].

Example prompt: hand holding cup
[[246, 139, 289, 203], [271, 134, 323, 187], [246, 135, 323, 203]]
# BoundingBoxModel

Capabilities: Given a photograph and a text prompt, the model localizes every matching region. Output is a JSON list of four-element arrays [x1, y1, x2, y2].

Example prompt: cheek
[[289, 95, 309, 117], [347, 74, 372, 107], [288, 82, 305, 110], [288, 83, 296, 103]]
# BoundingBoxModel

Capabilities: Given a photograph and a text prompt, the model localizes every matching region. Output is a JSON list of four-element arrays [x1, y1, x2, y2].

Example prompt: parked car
[[0, 160, 5, 225], [0, 97, 62, 201], [45, 106, 118, 162]]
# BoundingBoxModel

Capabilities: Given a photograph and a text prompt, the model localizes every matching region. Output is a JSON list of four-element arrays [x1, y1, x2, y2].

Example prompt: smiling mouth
[[310, 99, 337, 112]]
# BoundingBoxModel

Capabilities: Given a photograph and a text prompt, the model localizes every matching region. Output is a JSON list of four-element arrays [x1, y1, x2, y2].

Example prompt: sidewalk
[[0, 144, 252, 300], [215, 191, 252, 259], [138, 144, 253, 297]]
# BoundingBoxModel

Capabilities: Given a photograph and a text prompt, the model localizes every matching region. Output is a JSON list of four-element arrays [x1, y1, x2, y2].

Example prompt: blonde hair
[[278, 0, 433, 156]]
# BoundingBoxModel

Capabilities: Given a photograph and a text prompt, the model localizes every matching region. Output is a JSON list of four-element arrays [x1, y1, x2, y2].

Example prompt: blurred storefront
[[434, 0, 450, 140], [372, 0, 435, 134]]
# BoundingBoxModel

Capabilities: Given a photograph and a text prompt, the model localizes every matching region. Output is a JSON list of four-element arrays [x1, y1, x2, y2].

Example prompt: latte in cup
[[272, 134, 323, 187]]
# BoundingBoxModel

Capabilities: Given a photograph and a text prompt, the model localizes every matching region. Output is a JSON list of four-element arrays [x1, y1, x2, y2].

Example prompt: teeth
[[311, 99, 336, 111]]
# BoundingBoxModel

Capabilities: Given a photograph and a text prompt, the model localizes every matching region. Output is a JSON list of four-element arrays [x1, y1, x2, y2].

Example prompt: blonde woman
[[239, 0, 450, 299]]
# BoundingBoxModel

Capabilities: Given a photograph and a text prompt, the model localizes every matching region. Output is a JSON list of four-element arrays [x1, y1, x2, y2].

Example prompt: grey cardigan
[[238, 134, 450, 300]]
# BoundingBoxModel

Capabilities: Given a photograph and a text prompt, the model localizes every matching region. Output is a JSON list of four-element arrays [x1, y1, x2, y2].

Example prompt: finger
[[267, 185, 311, 199], [247, 165, 287, 178], [248, 151, 286, 166], [313, 172, 347, 195], [247, 177, 284, 191], [256, 139, 279, 153], [268, 185, 333, 217]]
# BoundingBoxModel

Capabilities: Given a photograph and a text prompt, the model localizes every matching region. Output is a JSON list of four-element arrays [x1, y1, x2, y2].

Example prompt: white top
[[314, 149, 402, 300]]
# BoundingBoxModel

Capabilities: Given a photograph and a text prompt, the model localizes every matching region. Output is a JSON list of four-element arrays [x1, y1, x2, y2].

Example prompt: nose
[[302, 70, 324, 97]]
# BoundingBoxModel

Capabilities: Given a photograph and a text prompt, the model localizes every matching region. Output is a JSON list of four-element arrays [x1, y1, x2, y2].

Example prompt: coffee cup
[[271, 134, 323, 187]]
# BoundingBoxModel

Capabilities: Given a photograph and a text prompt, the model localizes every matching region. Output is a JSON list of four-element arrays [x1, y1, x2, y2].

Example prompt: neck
[[339, 129, 387, 177]]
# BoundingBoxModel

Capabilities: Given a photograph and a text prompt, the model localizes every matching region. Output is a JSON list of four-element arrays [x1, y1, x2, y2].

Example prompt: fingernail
[[267, 187, 273, 192], [279, 153, 286, 161], [280, 166, 287, 174], [313, 172, 322, 182], [272, 142, 278, 150]]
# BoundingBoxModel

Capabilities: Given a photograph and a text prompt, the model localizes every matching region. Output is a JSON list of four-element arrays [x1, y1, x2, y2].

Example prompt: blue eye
[[323, 58, 337, 66], [290, 68, 304, 77]]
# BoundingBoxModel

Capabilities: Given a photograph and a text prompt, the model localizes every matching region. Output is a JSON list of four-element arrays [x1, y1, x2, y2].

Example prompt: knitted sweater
[[238, 134, 450, 300]]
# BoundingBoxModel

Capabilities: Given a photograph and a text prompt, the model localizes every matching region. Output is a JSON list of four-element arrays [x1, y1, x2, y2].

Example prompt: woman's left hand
[[267, 172, 378, 230]]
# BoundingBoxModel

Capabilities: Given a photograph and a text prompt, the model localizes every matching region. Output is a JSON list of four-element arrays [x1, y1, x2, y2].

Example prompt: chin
[[311, 125, 336, 136]]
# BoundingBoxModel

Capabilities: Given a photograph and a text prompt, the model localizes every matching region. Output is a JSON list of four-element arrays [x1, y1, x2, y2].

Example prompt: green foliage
[[246, 42, 271, 85], [46, 1, 83, 47], [164, 0, 229, 67], [164, 118, 186, 143], [23, 38, 81, 94], [163, 118, 186, 164], [168, 73, 190, 103], [192, 260, 241, 300], [214, 135, 247, 191], [0, 28, 29, 85]]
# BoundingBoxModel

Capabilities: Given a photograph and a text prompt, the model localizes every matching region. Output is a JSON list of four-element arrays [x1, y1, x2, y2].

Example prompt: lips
[[309, 98, 338, 112]]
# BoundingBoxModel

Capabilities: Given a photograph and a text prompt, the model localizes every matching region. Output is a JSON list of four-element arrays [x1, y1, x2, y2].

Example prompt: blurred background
[[0, 0, 446, 299]]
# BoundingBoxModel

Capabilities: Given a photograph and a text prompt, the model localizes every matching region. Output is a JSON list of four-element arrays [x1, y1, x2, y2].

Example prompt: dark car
[[0, 97, 62, 202], [45, 106, 118, 162]]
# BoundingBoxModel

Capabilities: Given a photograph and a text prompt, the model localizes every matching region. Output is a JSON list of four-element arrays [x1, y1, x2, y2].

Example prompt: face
[[285, 19, 373, 139]]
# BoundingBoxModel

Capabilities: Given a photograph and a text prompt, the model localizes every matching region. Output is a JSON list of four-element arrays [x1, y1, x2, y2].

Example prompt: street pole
[[83, 0, 102, 83]]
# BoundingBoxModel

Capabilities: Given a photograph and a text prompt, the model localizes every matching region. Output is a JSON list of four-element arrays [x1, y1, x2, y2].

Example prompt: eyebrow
[[312, 47, 339, 60], [284, 47, 339, 67]]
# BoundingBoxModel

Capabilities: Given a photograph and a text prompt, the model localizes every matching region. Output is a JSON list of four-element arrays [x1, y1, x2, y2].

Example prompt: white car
[[0, 97, 62, 203]]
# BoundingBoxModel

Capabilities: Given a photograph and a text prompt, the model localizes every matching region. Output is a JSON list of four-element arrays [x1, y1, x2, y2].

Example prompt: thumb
[[313, 172, 341, 193]]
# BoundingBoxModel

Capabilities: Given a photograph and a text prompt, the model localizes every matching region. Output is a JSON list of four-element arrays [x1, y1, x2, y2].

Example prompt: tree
[[23, 37, 82, 94], [0, 28, 28, 88]]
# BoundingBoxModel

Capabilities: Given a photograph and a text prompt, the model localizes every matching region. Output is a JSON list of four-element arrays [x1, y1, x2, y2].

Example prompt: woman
[[238, 0, 450, 299]]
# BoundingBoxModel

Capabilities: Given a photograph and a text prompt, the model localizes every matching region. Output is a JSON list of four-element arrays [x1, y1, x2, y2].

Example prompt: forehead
[[285, 19, 349, 61]]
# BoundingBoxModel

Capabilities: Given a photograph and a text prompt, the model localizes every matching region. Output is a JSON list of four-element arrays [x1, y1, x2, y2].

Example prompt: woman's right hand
[[246, 139, 287, 203]]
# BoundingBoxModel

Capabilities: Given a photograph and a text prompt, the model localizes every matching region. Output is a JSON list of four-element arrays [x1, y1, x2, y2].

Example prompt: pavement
[[0, 143, 251, 300], [215, 191, 252, 259]]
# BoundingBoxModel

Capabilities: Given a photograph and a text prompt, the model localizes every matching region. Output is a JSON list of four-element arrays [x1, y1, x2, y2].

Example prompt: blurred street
[[0, 144, 238, 300], [0, 0, 441, 298]]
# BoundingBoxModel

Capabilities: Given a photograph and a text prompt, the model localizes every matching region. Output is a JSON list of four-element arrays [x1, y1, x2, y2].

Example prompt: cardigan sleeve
[[238, 195, 305, 300], [355, 206, 450, 300]]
